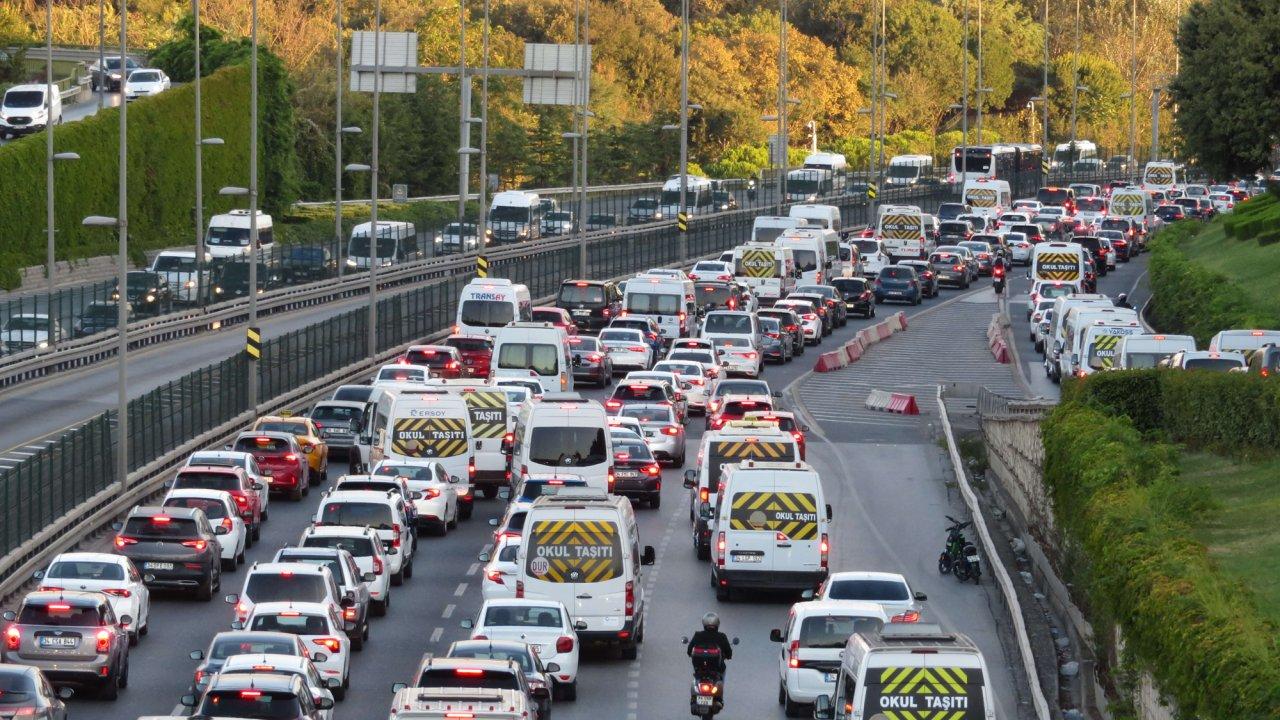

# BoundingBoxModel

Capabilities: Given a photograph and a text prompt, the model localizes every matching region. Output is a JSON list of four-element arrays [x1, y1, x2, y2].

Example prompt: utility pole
[[247, 0, 261, 411], [97, 0, 104, 111], [1041, 0, 1049, 160], [875, 0, 887, 189], [961, 0, 969, 179], [369, 0, 381, 358], [577, 0, 590, 270], [478, 0, 490, 251], [776, 0, 788, 213], [457, 0, 469, 225], [678, 0, 689, 262], [1128, 0, 1138, 169], [975, 0, 983, 142], [1150, 87, 1161, 162], [116, 0, 130, 493], [335, 0, 345, 277], [1069, 0, 1081, 169], [569, 0, 581, 257], [194, 0, 206, 307], [45, 0, 55, 310]]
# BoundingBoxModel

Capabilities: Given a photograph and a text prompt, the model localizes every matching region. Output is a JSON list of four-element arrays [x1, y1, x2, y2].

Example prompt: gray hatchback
[[1, 590, 130, 699]]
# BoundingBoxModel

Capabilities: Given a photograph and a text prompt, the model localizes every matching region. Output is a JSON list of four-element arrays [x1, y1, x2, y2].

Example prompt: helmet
[[1117, 293, 1128, 302], [702, 612, 720, 631]]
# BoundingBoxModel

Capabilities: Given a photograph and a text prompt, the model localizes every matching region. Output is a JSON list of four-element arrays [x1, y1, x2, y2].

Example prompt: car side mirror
[[532, 687, 551, 700], [572, 355, 582, 367], [110, 521, 123, 532], [316, 696, 335, 710], [223, 444, 233, 451], [698, 502, 713, 521], [410, 491, 424, 500], [312, 652, 328, 662], [800, 589, 815, 600], [814, 694, 834, 720], [224, 593, 239, 604], [180, 694, 198, 707], [914, 591, 928, 601], [461, 618, 475, 629], [230, 620, 244, 630], [545, 662, 561, 673], [56, 686, 74, 700], [214, 525, 229, 535], [575, 620, 588, 631], [32, 570, 45, 580], [800, 424, 810, 432], [826, 504, 833, 521], [189, 649, 205, 660], [488, 518, 499, 527], [769, 628, 784, 643], [683, 470, 697, 489], [500, 438, 513, 453], [450, 475, 463, 484], [391, 682, 409, 693], [498, 487, 511, 500], [771, 390, 782, 398], [641, 545, 656, 566], [477, 552, 491, 562], [120, 614, 133, 627], [253, 482, 266, 491], [1, 610, 16, 622], [731, 637, 740, 645]]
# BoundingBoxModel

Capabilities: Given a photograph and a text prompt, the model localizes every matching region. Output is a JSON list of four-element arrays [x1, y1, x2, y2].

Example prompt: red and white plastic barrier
[[986, 314, 1011, 364], [813, 312, 908, 373], [865, 390, 921, 415]]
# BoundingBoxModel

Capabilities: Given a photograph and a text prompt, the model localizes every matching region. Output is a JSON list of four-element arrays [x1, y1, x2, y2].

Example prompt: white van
[[789, 204, 843, 234], [517, 491, 655, 657], [733, 242, 797, 304], [0, 84, 62, 139], [659, 175, 715, 219], [513, 394, 613, 490], [1058, 308, 1139, 379], [1208, 329, 1280, 354], [1044, 295, 1114, 381], [361, 387, 474, 489], [814, 624, 996, 720], [1077, 320, 1144, 377], [1053, 140, 1098, 170], [1117, 334, 1196, 370], [623, 273, 693, 340], [683, 421, 797, 559], [787, 168, 834, 202], [345, 220, 418, 269], [885, 154, 933, 186], [492, 321, 573, 393], [875, 205, 929, 262], [205, 209, 275, 259], [488, 191, 543, 244], [962, 178, 1012, 219], [773, 600, 889, 712], [777, 229, 834, 285], [1142, 161, 1181, 194], [423, 379, 515, 497], [1030, 242, 1087, 284], [456, 278, 532, 337], [752, 215, 807, 244], [710, 460, 830, 600], [802, 152, 849, 194], [1108, 188, 1151, 230]]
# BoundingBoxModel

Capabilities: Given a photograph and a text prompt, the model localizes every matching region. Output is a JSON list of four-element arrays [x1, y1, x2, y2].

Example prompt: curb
[[812, 311, 908, 373]]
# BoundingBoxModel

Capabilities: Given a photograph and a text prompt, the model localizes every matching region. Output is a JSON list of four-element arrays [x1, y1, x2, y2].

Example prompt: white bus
[[885, 154, 933, 186], [488, 191, 543, 244], [659, 175, 714, 219], [1052, 140, 1098, 170], [802, 152, 849, 193]]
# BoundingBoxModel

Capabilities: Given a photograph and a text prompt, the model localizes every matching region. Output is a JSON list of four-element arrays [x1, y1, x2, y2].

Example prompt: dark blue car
[[874, 266, 922, 306]]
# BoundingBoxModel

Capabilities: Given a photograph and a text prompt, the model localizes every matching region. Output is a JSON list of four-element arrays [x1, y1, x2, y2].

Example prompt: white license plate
[[731, 554, 762, 563], [571, 309, 591, 316], [824, 672, 838, 683], [39, 636, 78, 648], [143, 562, 174, 570], [616, 470, 639, 478], [696, 695, 714, 706]]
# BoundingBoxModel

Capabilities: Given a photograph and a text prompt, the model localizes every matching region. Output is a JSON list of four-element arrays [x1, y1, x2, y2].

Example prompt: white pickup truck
[[149, 250, 212, 306]]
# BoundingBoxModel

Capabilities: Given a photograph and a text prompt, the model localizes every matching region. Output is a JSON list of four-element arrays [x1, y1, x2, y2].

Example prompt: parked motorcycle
[[938, 515, 982, 584], [681, 636, 739, 717]]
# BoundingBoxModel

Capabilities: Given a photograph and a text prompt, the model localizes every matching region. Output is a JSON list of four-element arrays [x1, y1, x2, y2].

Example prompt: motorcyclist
[[687, 612, 732, 683], [1114, 293, 1134, 309]]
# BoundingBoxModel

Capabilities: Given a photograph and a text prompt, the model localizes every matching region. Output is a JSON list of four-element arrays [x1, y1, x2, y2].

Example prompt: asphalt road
[[49, 267, 1039, 720]]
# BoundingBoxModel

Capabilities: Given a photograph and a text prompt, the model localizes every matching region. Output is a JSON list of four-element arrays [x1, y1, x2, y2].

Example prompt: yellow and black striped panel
[[738, 249, 778, 278], [965, 188, 998, 208], [1033, 252, 1082, 281], [1146, 167, 1173, 185], [463, 391, 507, 439], [728, 491, 818, 539], [526, 519, 622, 583], [1110, 194, 1145, 217], [390, 417, 469, 458], [865, 666, 985, 720], [1090, 334, 1122, 369], [708, 441, 796, 487], [879, 213, 922, 240]]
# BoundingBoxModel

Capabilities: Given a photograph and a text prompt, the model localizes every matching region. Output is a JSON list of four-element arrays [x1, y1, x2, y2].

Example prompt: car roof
[[235, 430, 295, 442], [249, 562, 330, 576], [304, 524, 378, 538], [321, 489, 398, 503], [51, 551, 126, 564], [206, 671, 301, 692], [792, 600, 891, 618], [23, 589, 103, 606], [165, 488, 236, 502], [130, 505, 202, 520], [449, 639, 532, 655], [181, 464, 243, 475], [220, 653, 310, 671]]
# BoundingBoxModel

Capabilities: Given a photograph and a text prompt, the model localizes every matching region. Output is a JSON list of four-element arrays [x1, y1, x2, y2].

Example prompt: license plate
[[731, 553, 762, 563], [696, 695, 714, 706], [571, 309, 591, 316], [143, 561, 174, 570], [616, 470, 639, 478], [38, 636, 78, 648], [824, 672, 838, 683]]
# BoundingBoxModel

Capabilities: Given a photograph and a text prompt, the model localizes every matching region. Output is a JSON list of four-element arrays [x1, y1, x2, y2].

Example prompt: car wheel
[[221, 555, 237, 572], [459, 503, 473, 521], [333, 683, 346, 701], [715, 581, 731, 602], [391, 567, 404, 587], [621, 640, 638, 660], [482, 486, 499, 500], [372, 597, 388, 617], [562, 680, 578, 701], [403, 559, 414, 580], [289, 483, 303, 501], [260, 505, 269, 521], [251, 522, 261, 542], [649, 492, 662, 509], [783, 688, 806, 717], [869, 306, 876, 318], [99, 667, 121, 700], [129, 630, 139, 647], [351, 626, 366, 652], [696, 541, 710, 561], [196, 572, 214, 601]]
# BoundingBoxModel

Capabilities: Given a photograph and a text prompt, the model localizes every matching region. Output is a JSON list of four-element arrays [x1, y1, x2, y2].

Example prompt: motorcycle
[[681, 636, 739, 717], [937, 515, 982, 584], [992, 263, 1006, 295]]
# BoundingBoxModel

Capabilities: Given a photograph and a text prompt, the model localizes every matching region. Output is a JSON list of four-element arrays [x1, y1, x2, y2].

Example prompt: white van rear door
[[525, 512, 627, 631]]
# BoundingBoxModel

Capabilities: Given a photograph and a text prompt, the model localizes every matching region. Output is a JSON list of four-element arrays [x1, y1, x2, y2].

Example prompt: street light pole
[[678, 0, 689, 262], [1041, 0, 1049, 164], [97, 0, 105, 111], [45, 0, 55, 306], [478, 0, 491, 252], [1128, 0, 1138, 169], [577, 0, 590, 271], [1069, 0, 1081, 169], [975, 0, 984, 142], [193, 0, 210, 308], [1150, 86, 1161, 162], [370, 0, 382, 358], [248, 0, 260, 411], [335, 0, 345, 277], [961, 0, 969, 178], [776, 0, 788, 213], [457, 0, 468, 225], [117, 0, 130, 493]]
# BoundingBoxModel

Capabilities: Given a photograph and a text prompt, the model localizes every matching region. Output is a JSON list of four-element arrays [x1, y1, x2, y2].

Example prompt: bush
[[1223, 192, 1280, 241], [0, 58, 296, 290], [1043, 402, 1280, 719]]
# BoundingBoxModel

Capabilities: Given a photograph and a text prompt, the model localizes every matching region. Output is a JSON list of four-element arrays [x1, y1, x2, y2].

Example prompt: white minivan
[[512, 394, 612, 491], [776, 229, 835, 285], [623, 273, 693, 341], [492, 321, 573, 393], [455, 278, 532, 337], [0, 84, 61, 139], [346, 220, 419, 269], [516, 491, 655, 658], [360, 386, 474, 492], [710, 460, 831, 600], [1116, 334, 1196, 369], [789, 204, 842, 234], [752, 216, 807, 244], [205, 209, 275, 259]]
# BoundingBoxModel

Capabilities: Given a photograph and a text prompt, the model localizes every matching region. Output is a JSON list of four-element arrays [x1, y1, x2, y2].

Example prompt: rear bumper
[[613, 476, 661, 495], [714, 567, 827, 591], [578, 619, 638, 645]]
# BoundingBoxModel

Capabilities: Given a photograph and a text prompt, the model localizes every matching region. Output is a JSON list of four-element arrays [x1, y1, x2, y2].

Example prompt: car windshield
[[570, 337, 601, 352], [1078, 198, 1106, 212], [206, 226, 250, 247], [83, 304, 119, 320], [302, 535, 374, 556], [446, 337, 492, 353], [669, 351, 713, 364], [1037, 188, 1070, 205], [251, 612, 330, 634], [832, 279, 867, 294], [489, 206, 529, 222], [278, 555, 344, 582], [130, 70, 161, 82], [446, 223, 476, 235], [483, 604, 564, 628], [939, 222, 969, 234], [559, 284, 606, 304], [792, 250, 818, 271], [164, 496, 229, 519], [497, 343, 558, 375], [405, 348, 456, 367], [528, 427, 607, 466], [3, 90, 44, 108], [826, 578, 909, 601], [546, 212, 572, 222], [319, 501, 393, 529], [5, 316, 47, 331], [234, 436, 290, 454], [799, 615, 885, 648], [696, 285, 734, 308], [599, 330, 642, 343], [0, 671, 37, 704], [210, 636, 298, 660], [201, 691, 302, 718], [460, 300, 515, 328], [632, 199, 658, 210], [853, 240, 880, 255], [122, 516, 199, 539], [256, 421, 307, 435], [704, 314, 752, 335], [18, 602, 101, 627], [613, 384, 667, 402], [349, 236, 398, 257], [620, 406, 671, 424], [244, 573, 327, 603], [311, 405, 360, 424], [45, 560, 125, 581], [879, 267, 912, 279], [1184, 358, 1243, 372], [153, 256, 196, 272], [625, 293, 681, 314]]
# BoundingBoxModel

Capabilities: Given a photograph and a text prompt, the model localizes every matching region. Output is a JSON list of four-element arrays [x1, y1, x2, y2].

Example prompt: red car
[[444, 333, 494, 379], [231, 432, 309, 501], [399, 344, 465, 379], [531, 306, 579, 335]]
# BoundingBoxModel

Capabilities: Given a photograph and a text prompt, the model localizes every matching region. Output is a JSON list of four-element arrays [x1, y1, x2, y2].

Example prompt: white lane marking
[[442, 604, 456, 619], [430, 627, 443, 643], [453, 582, 468, 597], [10, 451, 36, 456], [24, 445, 48, 450], [466, 562, 480, 576]]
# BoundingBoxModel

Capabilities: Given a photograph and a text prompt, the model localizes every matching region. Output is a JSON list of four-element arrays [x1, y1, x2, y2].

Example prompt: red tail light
[[485, 568, 504, 584], [114, 536, 137, 549], [628, 345, 646, 352], [607, 467, 616, 491], [588, 353, 603, 362], [284, 453, 299, 462], [181, 539, 208, 551], [468, 458, 476, 479], [690, 377, 704, 386], [557, 635, 575, 653], [312, 637, 342, 653], [425, 487, 441, 499], [819, 533, 829, 569], [791, 431, 804, 443], [954, 264, 964, 271], [96, 629, 111, 653], [643, 463, 662, 477], [515, 579, 524, 598], [193, 669, 204, 686], [787, 639, 800, 668], [699, 682, 717, 694], [802, 313, 817, 321], [715, 532, 726, 566], [605, 399, 622, 410], [785, 324, 798, 332], [624, 580, 635, 617], [221, 517, 234, 531], [391, 524, 402, 549], [343, 606, 358, 621], [232, 493, 249, 507], [373, 557, 384, 575], [4, 627, 19, 651], [742, 352, 758, 360], [660, 426, 680, 436], [891, 610, 921, 623], [699, 487, 709, 503]]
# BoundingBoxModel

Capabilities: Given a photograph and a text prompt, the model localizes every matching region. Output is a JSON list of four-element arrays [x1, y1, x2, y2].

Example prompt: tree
[[1049, 52, 1126, 142], [1171, 0, 1280, 176]]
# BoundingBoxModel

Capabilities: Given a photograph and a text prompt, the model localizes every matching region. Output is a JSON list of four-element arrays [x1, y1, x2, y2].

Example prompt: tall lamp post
[[46, 148, 80, 335], [193, 136, 222, 308], [974, 87, 992, 144], [335, 125, 361, 276]]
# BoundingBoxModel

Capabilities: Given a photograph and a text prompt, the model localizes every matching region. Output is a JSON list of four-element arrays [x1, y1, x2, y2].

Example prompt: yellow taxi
[[251, 413, 330, 481]]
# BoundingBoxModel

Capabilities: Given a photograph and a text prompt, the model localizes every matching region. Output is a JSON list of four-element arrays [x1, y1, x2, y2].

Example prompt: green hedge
[[0, 59, 295, 290], [1223, 191, 1280, 242], [1043, 401, 1280, 719], [1147, 224, 1280, 347], [276, 199, 477, 248]]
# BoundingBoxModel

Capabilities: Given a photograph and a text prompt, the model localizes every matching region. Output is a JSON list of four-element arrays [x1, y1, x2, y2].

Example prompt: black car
[[758, 316, 795, 363], [556, 279, 622, 333], [73, 301, 130, 337], [693, 281, 746, 313], [897, 260, 940, 297], [1154, 204, 1186, 223], [212, 261, 280, 299], [1074, 236, 1110, 276], [110, 271, 172, 316], [279, 246, 336, 284], [0, 665, 69, 718], [111, 506, 224, 599], [756, 307, 807, 353], [936, 202, 971, 222], [585, 213, 619, 232], [937, 221, 973, 244], [568, 335, 614, 386], [830, 277, 875, 318], [711, 190, 737, 212], [794, 284, 848, 327], [611, 436, 663, 507]]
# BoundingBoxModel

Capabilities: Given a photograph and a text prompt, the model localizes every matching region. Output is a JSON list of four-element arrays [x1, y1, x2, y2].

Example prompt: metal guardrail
[[292, 180, 665, 209]]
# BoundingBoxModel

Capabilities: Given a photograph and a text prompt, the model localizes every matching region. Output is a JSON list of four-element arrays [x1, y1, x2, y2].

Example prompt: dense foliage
[[1043, 397, 1280, 719]]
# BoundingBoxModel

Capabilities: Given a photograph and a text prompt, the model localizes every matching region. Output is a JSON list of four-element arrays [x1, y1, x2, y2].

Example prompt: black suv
[[212, 261, 280, 299], [693, 281, 746, 313], [280, 246, 336, 284], [830, 277, 874, 318], [555, 280, 622, 333], [110, 271, 172, 317], [1074, 236, 1111, 276], [112, 506, 224, 600]]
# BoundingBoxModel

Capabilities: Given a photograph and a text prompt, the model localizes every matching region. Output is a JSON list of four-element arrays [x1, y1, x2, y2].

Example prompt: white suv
[[312, 489, 416, 585], [240, 601, 351, 699], [299, 525, 392, 616], [225, 562, 344, 628]]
